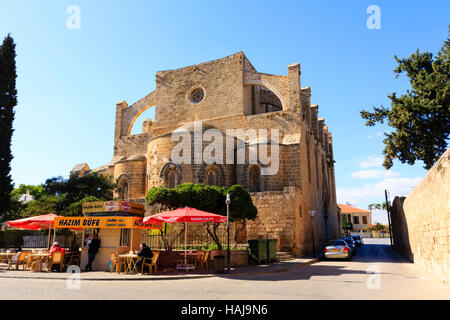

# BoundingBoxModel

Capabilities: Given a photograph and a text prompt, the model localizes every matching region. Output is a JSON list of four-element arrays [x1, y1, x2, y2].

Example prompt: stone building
[[74, 52, 340, 257]]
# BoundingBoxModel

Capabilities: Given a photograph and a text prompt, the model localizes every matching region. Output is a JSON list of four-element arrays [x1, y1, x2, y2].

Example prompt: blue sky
[[1, 1, 449, 224]]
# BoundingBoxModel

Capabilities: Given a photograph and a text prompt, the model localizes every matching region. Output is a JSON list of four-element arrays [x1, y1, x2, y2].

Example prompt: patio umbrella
[[7, 214, 61, 250], [143, 207, 227, 267]]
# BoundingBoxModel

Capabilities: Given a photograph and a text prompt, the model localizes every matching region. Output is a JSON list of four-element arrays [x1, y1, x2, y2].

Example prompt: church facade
[[72, 52, 341, 256]]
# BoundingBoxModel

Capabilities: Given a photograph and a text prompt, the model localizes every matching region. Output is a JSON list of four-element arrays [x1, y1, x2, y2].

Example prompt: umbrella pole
[[47, 227, 51, 251], [53, 227, 56, 250], [184, 222, 187, 266]]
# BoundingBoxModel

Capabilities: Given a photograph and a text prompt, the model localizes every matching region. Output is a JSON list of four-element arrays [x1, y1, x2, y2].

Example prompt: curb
[[0, 259, 319, 281], [295, 258, 319, 269]]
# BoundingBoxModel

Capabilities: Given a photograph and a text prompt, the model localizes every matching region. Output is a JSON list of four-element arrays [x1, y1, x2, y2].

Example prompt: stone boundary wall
[[391, 149, 449, 283]]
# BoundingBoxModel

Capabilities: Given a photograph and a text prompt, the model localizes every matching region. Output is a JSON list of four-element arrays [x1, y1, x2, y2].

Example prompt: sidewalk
[[0, 257, 318, 281]]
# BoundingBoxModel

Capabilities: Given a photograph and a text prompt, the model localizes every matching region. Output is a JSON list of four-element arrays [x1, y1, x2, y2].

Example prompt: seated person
[[49, 241, 66, 271], [49, 241, 66, 257], [136, 243, 153, 273]]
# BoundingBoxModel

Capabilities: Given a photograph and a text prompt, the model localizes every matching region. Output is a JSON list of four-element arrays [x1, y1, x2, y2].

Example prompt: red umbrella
[[8, 214, 61, 250], [143, 207, 227, 268], [8, 214, 59, 230], [143, 207, 227, 224]]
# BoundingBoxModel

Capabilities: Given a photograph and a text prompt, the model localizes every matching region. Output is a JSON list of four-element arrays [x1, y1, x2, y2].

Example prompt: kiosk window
[[120, 229, 131, 247]]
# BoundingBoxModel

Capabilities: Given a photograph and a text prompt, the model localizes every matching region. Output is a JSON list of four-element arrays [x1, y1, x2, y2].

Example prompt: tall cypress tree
[[0, 34, 17, 217]]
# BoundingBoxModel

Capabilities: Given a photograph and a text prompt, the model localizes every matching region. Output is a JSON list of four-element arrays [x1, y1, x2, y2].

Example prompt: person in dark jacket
[[85, 234, 101, 271], [136, 243, 153, 273]]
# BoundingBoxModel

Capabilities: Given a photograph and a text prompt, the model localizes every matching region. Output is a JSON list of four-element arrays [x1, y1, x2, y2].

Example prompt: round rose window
[[189, 88, 204, 104]]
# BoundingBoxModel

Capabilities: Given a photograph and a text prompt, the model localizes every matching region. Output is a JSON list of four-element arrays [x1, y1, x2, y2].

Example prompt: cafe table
[[175, 251, 199, 271], [118, 253, 141, 273], [29, 253, 50, 272]]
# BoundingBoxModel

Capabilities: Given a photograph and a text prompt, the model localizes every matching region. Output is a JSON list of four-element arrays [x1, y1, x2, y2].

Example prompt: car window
[[328, 240, 346, 246]]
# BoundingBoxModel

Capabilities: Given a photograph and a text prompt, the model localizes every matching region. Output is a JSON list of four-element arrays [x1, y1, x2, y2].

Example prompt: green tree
[[0, 34, 17, 218], [361, 28, 450, 170], [145, 183, 258, 251], [5, 173, 117, 220], [10, 184, 45, 201]]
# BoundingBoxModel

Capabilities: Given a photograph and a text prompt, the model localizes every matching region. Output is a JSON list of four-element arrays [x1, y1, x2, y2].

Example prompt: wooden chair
[[7, 252, 27, 270], [194, 250, 204, 269], [110, 252, 125, 274], [24, 252, 33, 270], [48, 251, 64, 272], [198, 251, 210, 271], [141, 251, 160, 274]]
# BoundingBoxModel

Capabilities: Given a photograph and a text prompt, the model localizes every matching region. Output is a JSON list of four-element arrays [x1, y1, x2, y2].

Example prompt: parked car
[[341, 236, 357, 255], [351, 235, 364, 247], [323, 239, 352, 261]]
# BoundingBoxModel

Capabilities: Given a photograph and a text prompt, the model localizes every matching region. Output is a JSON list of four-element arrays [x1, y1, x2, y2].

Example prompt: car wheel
[[346, 254, 352, 261]]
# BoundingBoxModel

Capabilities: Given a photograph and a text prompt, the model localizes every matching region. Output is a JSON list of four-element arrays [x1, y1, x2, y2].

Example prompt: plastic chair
[[48, 251, 64, 272], [196, 251, 210, 271], [141, 251, 160, 274], [194, 250, 204, 269], [110, 252, 125, 274], [8, 252, 27, 270]]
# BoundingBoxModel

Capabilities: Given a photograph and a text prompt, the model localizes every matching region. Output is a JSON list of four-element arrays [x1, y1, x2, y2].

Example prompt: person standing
[[85, 234, 100, 271]]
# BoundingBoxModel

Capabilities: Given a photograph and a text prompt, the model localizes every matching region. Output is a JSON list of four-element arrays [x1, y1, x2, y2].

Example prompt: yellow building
[[338, 204, 372, 232]]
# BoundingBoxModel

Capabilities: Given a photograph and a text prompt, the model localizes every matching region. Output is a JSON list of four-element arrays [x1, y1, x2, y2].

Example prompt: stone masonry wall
[[392, 149, 449, 283]]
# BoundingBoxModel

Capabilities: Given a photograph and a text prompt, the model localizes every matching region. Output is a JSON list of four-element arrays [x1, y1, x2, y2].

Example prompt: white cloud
[[337, 177, 422, 207], [367, 132, 384, 139], [351, 169, 399, 179], [371, 209, 389, 225], [360, 156, 384, 169]]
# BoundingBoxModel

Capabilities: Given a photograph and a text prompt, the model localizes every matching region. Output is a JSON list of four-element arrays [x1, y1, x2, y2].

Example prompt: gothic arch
[[160, 162, 182, 188], [121, 91, 157, 136], [198, 163, 225, 186], [243, 161, 267, 192], [117, 174, 130, 200]]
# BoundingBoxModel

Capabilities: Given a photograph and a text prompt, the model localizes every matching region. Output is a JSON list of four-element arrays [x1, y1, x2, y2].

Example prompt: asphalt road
[[0, 238, 448, 300]]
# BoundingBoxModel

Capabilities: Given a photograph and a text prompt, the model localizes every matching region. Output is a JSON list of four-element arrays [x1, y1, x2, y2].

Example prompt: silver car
[[324, 239, 352, 260]]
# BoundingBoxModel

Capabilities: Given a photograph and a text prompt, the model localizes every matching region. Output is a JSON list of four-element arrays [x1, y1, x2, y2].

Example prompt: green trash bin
[[248, 239, 268, 264], [267, 239, 277, 262]]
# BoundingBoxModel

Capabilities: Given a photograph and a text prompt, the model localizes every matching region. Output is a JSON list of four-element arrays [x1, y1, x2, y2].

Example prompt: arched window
[[118, 177, 129, 200], [249, 166, 261, 192], [166, 170, 177, 189], [206, 170, 217, 186]]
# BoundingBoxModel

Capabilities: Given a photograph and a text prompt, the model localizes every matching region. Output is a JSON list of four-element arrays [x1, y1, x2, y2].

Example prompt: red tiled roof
[[337, 204, 370, 214]]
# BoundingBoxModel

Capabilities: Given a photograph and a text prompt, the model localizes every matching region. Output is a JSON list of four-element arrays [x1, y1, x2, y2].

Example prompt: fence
[[143, 233, 244, 251], [0, 230, 74, 249], [23, 235, 74, 249]]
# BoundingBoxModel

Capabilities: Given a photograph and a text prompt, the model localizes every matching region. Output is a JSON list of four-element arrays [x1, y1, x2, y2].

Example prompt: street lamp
[[226, 193, 231, 272], [308, 210, 316, 258]]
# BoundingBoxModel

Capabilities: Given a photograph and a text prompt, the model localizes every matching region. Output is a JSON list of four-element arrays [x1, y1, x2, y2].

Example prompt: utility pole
[[226, 193, 231, 272], [385, 190, 393, 247]]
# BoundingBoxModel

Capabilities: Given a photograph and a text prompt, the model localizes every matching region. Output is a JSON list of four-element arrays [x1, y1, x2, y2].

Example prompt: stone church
[[72, 52, 341, 257]]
